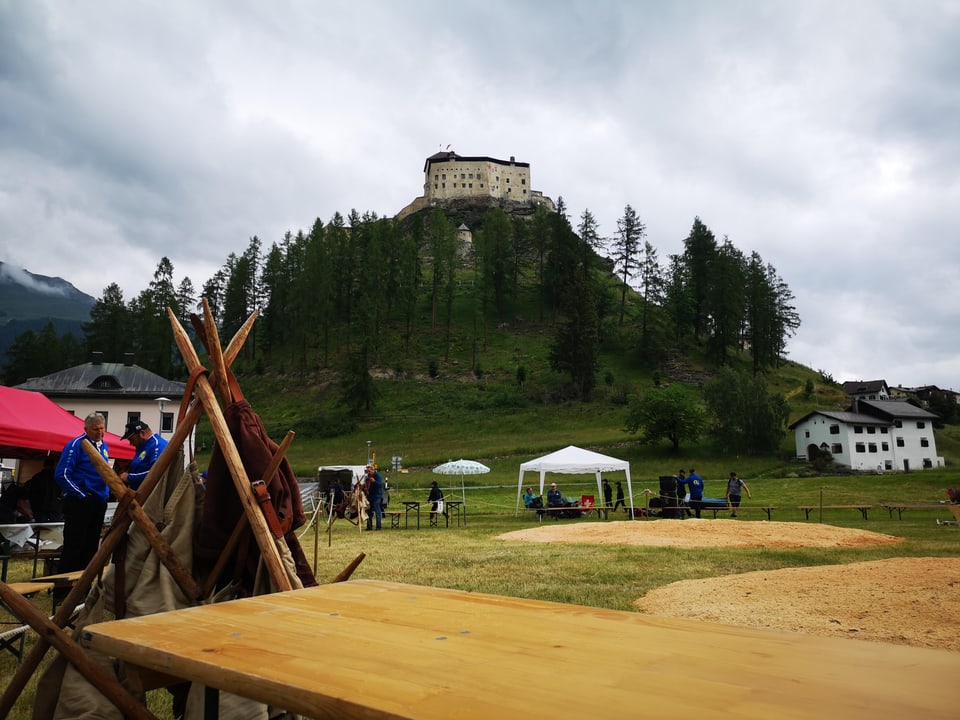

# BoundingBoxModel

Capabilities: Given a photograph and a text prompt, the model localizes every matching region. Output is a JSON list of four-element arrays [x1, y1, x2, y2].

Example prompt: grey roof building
[[15, 352, 185, 400]]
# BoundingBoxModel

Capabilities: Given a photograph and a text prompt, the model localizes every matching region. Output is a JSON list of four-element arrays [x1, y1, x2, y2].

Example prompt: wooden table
[[79, 580, 959, 720], [400, 500, 420, 529]]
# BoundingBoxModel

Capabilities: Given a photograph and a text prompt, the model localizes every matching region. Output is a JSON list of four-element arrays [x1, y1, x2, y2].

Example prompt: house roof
[[789, 399, 939, 429], [856, 398, 938, 421], [423, 151, 529, 172], [14, 361, 185, 399], [788, 410, 889, 430], [841, 379, 888, 395]]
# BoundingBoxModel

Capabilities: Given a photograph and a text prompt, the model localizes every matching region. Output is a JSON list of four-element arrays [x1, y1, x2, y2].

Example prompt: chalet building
[[790, 398, 942, 472], [14, 352, 186, 442], [396, 150, 555, 219], [841, 379, 889, 401]]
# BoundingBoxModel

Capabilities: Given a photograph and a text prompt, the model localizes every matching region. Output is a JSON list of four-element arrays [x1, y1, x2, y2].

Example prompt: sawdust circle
[[497, 519, 960, 650]]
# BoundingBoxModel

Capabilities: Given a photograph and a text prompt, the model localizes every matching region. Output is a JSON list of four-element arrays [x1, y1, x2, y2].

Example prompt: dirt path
[[497, 519, 960, 651]]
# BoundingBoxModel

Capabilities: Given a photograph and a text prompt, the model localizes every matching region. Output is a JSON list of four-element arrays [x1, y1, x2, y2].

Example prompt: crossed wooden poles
[[0, 302, 294, 718]]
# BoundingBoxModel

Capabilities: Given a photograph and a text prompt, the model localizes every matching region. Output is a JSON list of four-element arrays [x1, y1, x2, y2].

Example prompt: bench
[[385, 511, 402, 529], [0, 571, 83, 661], [703, 505, 777, 520], [879, 503, 950, 520], [798, 505, 872, 521]]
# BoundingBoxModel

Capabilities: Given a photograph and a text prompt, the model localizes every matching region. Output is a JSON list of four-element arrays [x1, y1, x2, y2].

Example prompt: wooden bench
[[703, 505, 777, 520], [798, 505, 872, 521], [879, 503, 950, 520]]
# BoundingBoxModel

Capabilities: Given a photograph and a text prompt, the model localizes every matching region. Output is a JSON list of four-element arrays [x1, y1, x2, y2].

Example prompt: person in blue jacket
[[55, 412, 111, 573], [685, 468, 705, 518], [119, 420, 168, 490]]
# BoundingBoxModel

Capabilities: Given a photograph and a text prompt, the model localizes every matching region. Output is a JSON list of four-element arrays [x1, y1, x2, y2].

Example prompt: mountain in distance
[[0, 262, 95, 360]]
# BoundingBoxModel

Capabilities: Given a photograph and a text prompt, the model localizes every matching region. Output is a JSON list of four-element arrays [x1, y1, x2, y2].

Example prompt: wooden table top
[[80, 579, 960, 720]]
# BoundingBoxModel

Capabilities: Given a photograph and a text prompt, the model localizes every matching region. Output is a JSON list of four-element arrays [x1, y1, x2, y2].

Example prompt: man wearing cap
[[55, 412, 111, 574], [120, 420, 168, 490]]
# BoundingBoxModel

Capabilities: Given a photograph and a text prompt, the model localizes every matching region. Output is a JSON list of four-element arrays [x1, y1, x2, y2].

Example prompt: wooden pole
[[168, 309, 292, 592], [0, 584, 159, 720]]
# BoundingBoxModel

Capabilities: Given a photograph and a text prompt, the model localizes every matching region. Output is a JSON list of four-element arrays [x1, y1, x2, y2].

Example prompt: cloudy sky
[[1, 1, 958, 390]]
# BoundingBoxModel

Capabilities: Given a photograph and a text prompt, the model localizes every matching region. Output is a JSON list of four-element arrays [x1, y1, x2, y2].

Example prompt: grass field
[[2, 467, 958, 718]]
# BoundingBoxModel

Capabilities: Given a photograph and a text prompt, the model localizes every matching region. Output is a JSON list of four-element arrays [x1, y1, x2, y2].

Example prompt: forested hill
[[3, 204, 799, 407]]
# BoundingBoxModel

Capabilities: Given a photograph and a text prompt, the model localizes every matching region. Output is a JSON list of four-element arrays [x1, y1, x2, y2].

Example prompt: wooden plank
[[80, 580, 960, 720]]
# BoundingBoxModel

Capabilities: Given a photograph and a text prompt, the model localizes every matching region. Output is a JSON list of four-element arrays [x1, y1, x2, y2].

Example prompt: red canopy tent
[[0, 386, 135, 461]]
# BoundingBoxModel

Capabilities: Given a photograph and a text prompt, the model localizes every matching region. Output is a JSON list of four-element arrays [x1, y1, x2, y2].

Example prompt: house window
[[804, 430, 810, 438], [923, 458, 933, 468], [885, 460, 893, 470], [829, 424, 840, 435], [855, 442, 865, 453], [161, 412, 174, 434], [896, 437, 905, 447], [126, 412, 141, 429], [916, 421, 926, 429], [921, 437, 929, 447], [854, 426, 863, 434], [831, 443, 842, 454], [882, 442, 889, 451], [866, 426, 876, 434], [880, 427, 888, 434], [868, 443, 877, 453], [98, 411, 109, 428], [894, 419, 902, 428]]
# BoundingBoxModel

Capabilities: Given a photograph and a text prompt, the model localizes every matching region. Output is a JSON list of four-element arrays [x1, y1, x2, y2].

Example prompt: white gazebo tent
[[516, 445, 636, 517]]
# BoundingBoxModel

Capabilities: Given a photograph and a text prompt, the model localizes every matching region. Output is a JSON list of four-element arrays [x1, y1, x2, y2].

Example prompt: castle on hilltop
[[396, 150, 555, 219]]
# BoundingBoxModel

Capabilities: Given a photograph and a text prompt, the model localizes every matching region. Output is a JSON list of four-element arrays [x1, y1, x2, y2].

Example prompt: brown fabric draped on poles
[[195, 399, 317, 594]]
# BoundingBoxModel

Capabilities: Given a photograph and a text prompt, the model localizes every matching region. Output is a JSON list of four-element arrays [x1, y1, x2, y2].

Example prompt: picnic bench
[[798, 505, 872, 521], [879, 503, 950, 520]]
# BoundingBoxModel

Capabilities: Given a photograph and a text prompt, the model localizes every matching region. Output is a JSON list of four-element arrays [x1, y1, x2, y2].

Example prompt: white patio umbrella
[[432, 459, 490, 527]]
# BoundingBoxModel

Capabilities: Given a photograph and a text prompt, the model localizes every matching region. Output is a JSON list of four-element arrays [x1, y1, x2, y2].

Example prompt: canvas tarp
[[516, 445, 635, 515], [0, 386, 135, 461]]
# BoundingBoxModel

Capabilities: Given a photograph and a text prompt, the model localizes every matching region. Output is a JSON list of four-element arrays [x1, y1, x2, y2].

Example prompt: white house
[[789, 398, 943, 472], [841, 379, 889, 402]]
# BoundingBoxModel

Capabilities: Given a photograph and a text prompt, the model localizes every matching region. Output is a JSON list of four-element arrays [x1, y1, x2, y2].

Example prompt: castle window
[[469, 173, 474, 179], [434, 174, 438, 181], [521, 178, 526, 185], [462, 183, 466, 188], [460, 173, 465, 179], [469, 183, 473, 188], [506, 178, 510, 183], [442, 174, 446, 180], [442, 182, 445, 189], [434, 184, 438, 190]]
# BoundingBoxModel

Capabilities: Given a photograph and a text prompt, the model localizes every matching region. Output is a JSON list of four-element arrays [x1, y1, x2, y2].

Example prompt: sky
[[1, 0, 958, 390]]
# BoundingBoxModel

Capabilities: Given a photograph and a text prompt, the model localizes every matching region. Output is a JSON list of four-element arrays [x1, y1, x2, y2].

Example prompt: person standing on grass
[[725, 471, 751, 518], [366, 465, 384, 530], [602, 477, 613, 519], [686, 468, 705, 518], [613, 481, 625, 512], [55, 412, 111, 574]]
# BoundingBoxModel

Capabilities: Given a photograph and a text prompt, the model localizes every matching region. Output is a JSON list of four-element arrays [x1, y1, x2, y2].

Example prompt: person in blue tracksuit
[[119, 420, 168, 490], [55, 412, 111, 573]]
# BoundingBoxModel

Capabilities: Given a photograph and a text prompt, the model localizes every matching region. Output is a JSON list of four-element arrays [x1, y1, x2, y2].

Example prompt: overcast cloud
[[1, 0, 958, 390]]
